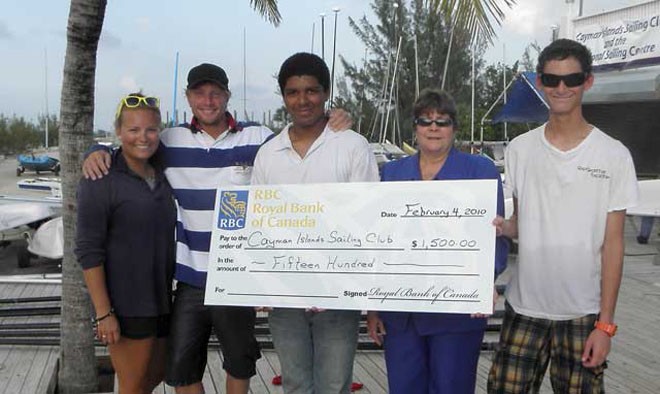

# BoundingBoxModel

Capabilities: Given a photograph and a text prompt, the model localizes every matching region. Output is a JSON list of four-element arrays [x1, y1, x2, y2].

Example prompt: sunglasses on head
[[115, 95, 160, 119], [540, 72, 587, 88], [414, 117, 453, 127]]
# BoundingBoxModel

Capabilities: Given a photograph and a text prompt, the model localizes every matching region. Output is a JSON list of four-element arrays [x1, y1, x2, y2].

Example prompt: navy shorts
[[165, 283, 261, 386], [116, 314, 170, 339]]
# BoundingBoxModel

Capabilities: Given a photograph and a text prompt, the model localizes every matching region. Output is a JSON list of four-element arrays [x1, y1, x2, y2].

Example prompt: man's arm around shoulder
[[82, 144, 113, 180]]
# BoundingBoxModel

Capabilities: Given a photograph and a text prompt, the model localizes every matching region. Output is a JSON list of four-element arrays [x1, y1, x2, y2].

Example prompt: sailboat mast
[[503, 44, 508, 141], [243, 27, 248, 120], [383, 37, 402, 145], [172, 52, 179, 126], [311, 22, 315, 53], [330, 7, 340, 107], [414, 34, 419, 99], [442, 25, 454, 91], [471, 43, 476, 153], [44, 48, 49, 149], [357, 48, 368, 134]]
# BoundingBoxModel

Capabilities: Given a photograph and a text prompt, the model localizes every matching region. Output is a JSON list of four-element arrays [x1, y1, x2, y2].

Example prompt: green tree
[[470, 61, 518, 143], [520, 40, 542, 71], [38, 114, 60, 148], [340, 0, 484, 145], [58, 1, 281, 391], [270, 105, 289, 132], [0, 116, 7, 154], [0, 114, 45, 155]]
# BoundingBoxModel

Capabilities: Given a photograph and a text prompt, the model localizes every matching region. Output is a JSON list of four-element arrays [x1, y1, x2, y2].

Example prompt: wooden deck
[[0, 216, 658, 393], [0, 281, 60, 393]]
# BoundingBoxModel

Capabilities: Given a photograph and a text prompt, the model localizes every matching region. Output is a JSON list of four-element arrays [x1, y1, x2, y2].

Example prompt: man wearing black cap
[[183, 63, 235, 138], [159, 63, 269, 394], [83, 62, 352, 394]]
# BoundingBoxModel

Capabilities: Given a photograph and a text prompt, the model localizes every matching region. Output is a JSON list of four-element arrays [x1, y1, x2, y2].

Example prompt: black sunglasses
[[540, 72, 587, 88], [414, 117, 453, 127]]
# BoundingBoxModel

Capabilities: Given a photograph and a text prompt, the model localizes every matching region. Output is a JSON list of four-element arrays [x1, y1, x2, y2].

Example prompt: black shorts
[[115, 314, 170, 339], [165, 282, 261, 386]]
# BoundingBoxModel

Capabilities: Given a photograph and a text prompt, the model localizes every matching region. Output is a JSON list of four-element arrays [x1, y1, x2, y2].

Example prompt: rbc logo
[[217, 190, 248, 230]]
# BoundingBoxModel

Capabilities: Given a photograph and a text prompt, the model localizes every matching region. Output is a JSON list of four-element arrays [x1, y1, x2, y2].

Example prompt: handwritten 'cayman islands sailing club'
[[204, 180, 497, 314]]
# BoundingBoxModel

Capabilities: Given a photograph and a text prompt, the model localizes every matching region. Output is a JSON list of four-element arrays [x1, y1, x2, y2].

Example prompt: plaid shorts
[[487, 302, 606, 394]]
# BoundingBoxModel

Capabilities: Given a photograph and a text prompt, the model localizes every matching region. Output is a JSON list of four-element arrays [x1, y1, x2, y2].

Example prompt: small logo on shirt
[[218, 191, 248, 230], [577, 166, 610, 179]]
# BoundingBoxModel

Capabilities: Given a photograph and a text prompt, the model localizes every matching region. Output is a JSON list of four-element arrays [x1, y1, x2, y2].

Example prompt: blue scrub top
[[378, 148, 509, 335]]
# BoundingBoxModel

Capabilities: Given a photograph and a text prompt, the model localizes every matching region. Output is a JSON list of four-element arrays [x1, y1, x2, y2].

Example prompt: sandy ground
[[0, 151, 62, 275]]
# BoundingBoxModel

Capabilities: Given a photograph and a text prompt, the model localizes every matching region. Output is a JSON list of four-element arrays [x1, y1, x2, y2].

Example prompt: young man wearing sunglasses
[[487, 39, 638, 393]]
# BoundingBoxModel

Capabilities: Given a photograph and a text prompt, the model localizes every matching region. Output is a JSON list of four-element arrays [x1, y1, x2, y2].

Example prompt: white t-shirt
[[251, 124, 379, 185], [504, 124, 638, 320]]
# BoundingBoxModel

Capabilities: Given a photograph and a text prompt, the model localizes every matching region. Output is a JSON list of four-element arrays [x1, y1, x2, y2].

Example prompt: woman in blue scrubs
[[367, 89, 509, 394]]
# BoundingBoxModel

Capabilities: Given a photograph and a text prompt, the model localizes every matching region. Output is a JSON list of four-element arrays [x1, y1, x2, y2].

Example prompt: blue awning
[[491, 72, 549, 124]]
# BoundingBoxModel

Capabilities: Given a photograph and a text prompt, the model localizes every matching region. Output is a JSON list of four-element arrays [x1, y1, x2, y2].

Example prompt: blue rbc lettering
[[219, 218, 245, 228]]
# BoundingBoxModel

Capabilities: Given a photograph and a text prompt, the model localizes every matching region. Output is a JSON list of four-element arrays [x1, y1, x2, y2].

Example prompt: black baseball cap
[[187, 63, 229, 90]]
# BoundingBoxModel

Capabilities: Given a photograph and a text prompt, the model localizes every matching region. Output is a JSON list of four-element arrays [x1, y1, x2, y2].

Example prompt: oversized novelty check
[[204, 180, 497, 313]]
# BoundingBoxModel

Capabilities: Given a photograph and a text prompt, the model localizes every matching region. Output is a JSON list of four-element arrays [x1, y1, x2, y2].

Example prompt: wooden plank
[[351, 354, 385, 394], [17, 345, 56, 393], [247, 355, 270, 394], [0, 284, 59, 394], [0, 346, 16, 394], [254, 351, 280, 394], [353, 353, 387, 393], [261, 351, 283, 394], [363, 351, 387, 375], [204, 350, 224, 393], [0, 283, 27, 326], [0, 345, 38, 394], [35, 348, 59, 394]]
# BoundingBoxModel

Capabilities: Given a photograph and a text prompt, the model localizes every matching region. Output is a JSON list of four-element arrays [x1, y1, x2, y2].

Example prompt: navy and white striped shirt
[[160, 117, 273, 287]]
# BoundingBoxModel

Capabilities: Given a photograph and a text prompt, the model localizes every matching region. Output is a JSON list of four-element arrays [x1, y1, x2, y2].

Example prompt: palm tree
[[58, 2, 107, 392], [250, 0, 282, 26], [429, 0, 516, 90], [430, 0, 516, 44], [57, 1, 280, 392]]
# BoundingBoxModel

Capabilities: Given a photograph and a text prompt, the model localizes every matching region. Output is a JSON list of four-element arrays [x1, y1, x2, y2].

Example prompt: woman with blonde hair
[[75, 93, 176, 393]]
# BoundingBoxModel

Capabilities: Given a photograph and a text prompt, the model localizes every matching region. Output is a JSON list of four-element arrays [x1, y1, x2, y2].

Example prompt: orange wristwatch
[[594, 320, 617, 337]]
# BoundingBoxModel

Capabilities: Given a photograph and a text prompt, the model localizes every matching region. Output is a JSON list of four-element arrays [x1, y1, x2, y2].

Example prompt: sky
[[0, 0, 643, 132]]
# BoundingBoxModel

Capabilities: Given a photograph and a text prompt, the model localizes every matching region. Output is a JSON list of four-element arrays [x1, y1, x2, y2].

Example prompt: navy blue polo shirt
[[75, 150, 176, 317]]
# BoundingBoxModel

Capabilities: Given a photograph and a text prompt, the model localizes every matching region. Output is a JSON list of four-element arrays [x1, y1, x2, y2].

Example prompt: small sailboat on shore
[[16, 154, 60, 177], [17, 177, 62, 196]]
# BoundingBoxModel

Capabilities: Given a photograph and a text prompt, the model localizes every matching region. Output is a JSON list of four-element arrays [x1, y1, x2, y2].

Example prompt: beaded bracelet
[[91, 308, 114, 328]]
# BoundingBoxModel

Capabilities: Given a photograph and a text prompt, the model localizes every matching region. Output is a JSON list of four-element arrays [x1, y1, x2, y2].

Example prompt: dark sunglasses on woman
[[414, 118, 453, 127]]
